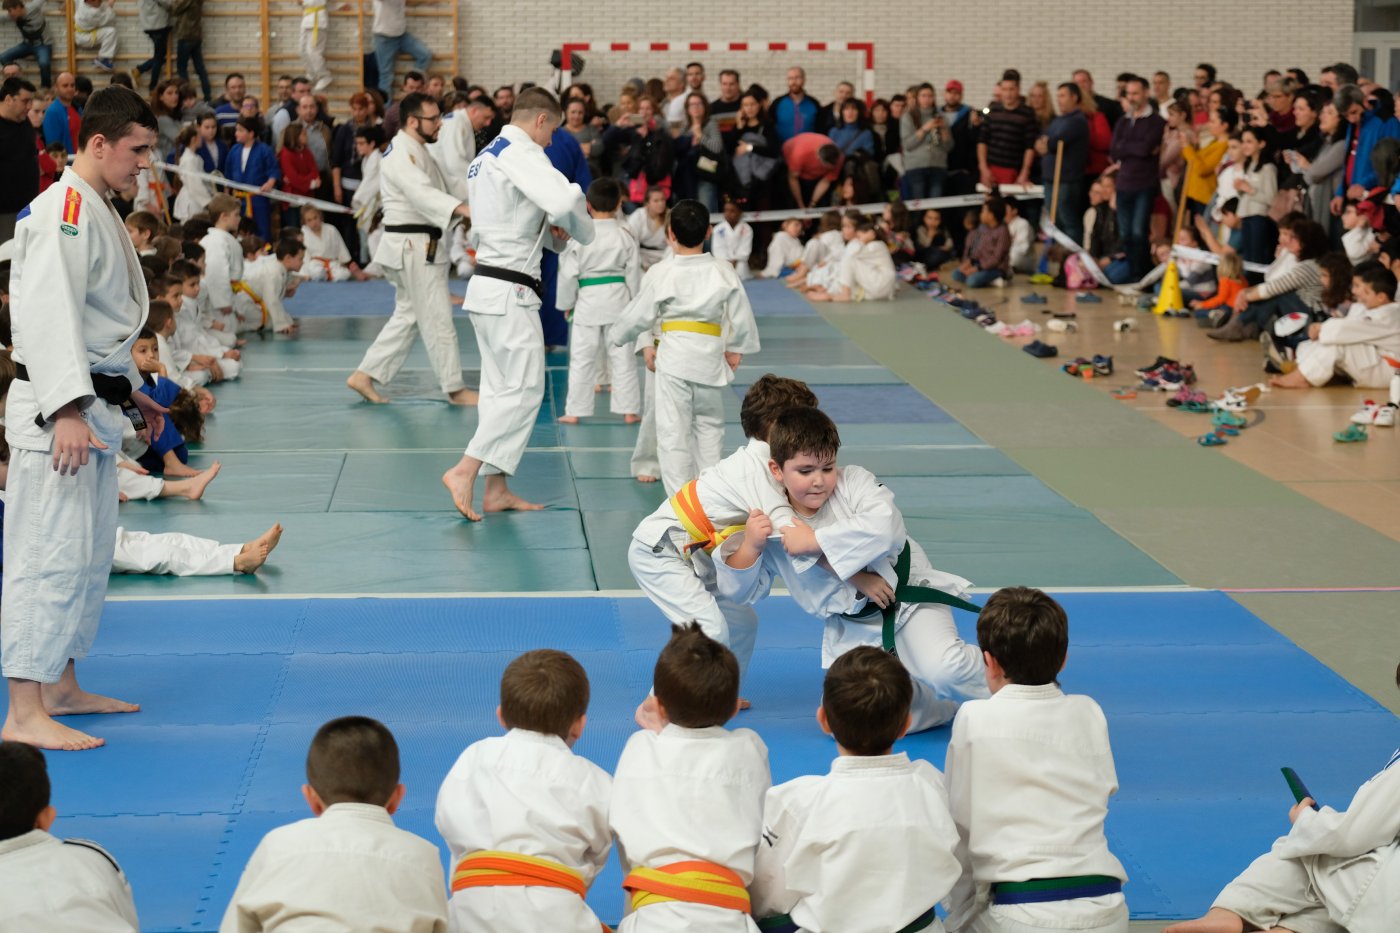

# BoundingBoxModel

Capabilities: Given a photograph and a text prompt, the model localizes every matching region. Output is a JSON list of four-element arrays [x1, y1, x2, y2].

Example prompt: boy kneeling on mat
[[1163, 659, 1400, 933], [752, 646, 962, 933]]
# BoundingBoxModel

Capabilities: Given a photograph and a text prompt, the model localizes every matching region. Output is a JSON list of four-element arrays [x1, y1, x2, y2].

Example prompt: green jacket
[[170, 0, 202, 42]]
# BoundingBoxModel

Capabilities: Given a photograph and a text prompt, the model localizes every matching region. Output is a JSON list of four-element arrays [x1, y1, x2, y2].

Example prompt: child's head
[[976, 586, 1068, 690], [1174, 226, 1200, 248], [767, 406, 840, 516], [303, 716, 403, 813], [206, 194, 241, 231], [921, 209, 942, 230], [498, 649, 590, 745], [168, 389, 205, 443], [240, 234, 266, 260], [839, 214, 857, 240], [153, 274, 181, 307], [836, 176, 856, 202], [1318, 252, 1354, 307], [585, 176, 623, 217], [1341, 201, 1363, 231], [147, 299, 175, 336], [738, 374, 818, 440], [1217, 252, 1244, 281], [1220, 197, 1240, 228], [354, 123, 384, 157], [722, 199, 743, 228], [652, 623, 740, 728], [131, 328, 159, 372], [300, 204, 323, 231], [819, 646, 913, 756], [170, 259, 202, 298], [817, 210, 841, 234], [886, 200, 910, 233], [1150, 237, 1172, 264], [666, 199, 709, 253], [1353, 261, 1397, 307], [125, 210, 163, 248], [275, 236, 305, 272], [780, 216, 803, 238], [854, 218, 878, 243], [0, 741, 54, 840], [981, 196, 1006, 227], [644, 185, 667, 218], [1003, 199, 1020, 221]]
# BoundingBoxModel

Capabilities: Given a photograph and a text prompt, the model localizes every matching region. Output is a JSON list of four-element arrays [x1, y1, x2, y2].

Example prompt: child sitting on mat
[[944, 587, 1129, 933], [751, 646, 962, 933], [434, 649, 612, 933], [219, 716, 448, 931], [715, 406, 987, 732], [1270, 262, 1400, 390], [1163, 660, 1400, 933], [0, 741, 140, 930], [611, 623, 771, 932]]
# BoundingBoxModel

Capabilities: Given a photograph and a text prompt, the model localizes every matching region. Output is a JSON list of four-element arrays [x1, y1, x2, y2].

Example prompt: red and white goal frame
[[559, 41, 877, 107]]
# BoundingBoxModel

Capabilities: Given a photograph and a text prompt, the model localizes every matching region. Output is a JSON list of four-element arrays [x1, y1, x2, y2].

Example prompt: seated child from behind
[[434, 650, 612, 933]]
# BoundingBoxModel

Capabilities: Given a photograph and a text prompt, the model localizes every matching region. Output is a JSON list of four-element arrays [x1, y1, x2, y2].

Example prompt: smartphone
[[1281, 767, 1321, 809]]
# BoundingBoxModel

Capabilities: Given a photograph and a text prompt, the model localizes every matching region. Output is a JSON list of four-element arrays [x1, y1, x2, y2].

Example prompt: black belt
[[14, 363, 140, 430], [383, 223, 442, 239], [474, 263, 543, 299]]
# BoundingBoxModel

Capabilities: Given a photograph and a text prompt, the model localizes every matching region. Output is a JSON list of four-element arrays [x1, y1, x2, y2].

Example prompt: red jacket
[[278, 145, 319, 197], [1085, 110, 1112, 177]]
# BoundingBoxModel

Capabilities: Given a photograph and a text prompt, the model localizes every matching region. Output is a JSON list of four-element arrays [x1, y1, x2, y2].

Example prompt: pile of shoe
[[1199, 409, 1248, 446], [1061, 355, 1113, 377], [1335, 399, 1397, 442], [1135, 356, 1197, 390], [986, 320, 1040, 337]]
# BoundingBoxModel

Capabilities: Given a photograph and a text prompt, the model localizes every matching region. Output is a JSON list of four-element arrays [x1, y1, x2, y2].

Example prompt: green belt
[[879, 541, 981, 655], [758, 904, 939, 933], [991, 874, 1123, 905], [578, 274, 626, 287]]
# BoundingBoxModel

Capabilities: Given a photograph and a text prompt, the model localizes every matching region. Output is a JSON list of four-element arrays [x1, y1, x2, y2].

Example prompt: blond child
[[761, 217, 805, 279], [808, 218, 897, 302], [300, 205, 368, 282]]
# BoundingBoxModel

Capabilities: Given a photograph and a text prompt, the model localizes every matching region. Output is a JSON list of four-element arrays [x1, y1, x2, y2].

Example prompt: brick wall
[[15, 0, 1354, 111]]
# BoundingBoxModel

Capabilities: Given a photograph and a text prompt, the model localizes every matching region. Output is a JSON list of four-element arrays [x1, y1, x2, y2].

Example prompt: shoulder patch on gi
[[16, 203, 31, 221], [60, 186, 82, 237], [63, 838, 123, 874], [482, 135, 511, 158]]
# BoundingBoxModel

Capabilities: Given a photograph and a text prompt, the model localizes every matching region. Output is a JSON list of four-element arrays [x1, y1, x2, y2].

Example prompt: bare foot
[[1161, 909, 1246, 933], [1268, 369, 1312, 389], [808, 290, 833, 302], [347, 370, 389, 403], [635, 696, 665, 732], [450, 293, 464, 306], [42, 685, 140, 717], [558, 415, 580, 424], [482, 488, 545, 513], [442, 459, 483, 521], [738, 698, 751, 710], [163, 461, 200, 478], [234, 523, 283, 573], [624, 413, 641, 424], [636, 474, 658, 483], [2, 714, 105, 751], [447, 388, 479, 406], [594, 384, 604, 393], [165, 461, 221, 500]]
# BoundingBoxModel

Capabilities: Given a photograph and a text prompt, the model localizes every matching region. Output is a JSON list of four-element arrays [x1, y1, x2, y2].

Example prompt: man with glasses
[[348, 92, 476, 406]]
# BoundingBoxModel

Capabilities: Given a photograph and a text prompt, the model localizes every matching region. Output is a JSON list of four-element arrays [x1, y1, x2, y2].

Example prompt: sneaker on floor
[[1334, 423, 1369, 443], [1376, 403, 1398, 427], [991, 277, 1007, 288], [1023, 340, 1059, 358], [1046, 318, 1077, 333], [1135, 356, 1177, 378], [1076, 292, 1103, 303], [1092, 354, 1114, 376], [1020, 293, 1048, 304], [1349, 400, 1379, 425]]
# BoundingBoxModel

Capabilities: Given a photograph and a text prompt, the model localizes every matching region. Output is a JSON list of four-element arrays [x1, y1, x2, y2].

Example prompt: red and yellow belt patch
[[60, 187, 82, 237]]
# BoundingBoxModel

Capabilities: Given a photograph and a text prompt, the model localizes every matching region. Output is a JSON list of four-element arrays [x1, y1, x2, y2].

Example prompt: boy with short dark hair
[[711, 200, 753, 279], [951, 196, 1011, 287], [557, 176, 642, 424], [944, 587, 1128, 933], [1272, 261, 1400, 392], [0, 739, 140, 929], [611, 623, 771, 932], [435, 649, 612, 933], [219, 716, 448, 932], [610, 198, 760, 496], [752, 647, 961, 932], [718, 406, 987, 732]]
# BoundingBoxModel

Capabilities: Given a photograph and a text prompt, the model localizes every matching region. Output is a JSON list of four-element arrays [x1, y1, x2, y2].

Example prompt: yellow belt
[[231, 280, 268, 328], [304, 5, 325, 42], [233, 190, 255, 218], [623, 861, 751, 913], [661, 320, 721, 336], [669, 479, 743, 557]]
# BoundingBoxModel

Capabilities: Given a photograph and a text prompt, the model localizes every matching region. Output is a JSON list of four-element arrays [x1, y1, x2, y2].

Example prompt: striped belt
[[669, 479, 742, 557], [579, 274, 626, 287], [758, 903, 939, 933], [661, 320, 721, 336], [991, 875, 1123, 905], [451, 850, 587, 898], [623, 860, 750, 913]]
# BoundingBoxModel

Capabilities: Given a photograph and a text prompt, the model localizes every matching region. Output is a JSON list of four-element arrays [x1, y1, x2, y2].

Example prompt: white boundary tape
[[161, 160, 352, 215], [722, 185, 1045, 225]]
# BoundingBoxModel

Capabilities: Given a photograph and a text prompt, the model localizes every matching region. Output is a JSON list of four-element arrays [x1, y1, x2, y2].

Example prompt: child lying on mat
[[1163, 660, 1400, 933]]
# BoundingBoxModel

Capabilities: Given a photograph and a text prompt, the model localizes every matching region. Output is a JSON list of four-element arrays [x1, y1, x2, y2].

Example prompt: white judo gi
[[631, 331, 661, 479], [557, 217, 642, 418], [801, 228, 845, 270], [301, 222, 354, 281], [298, 0, 332, 93], [711, 218, 753, 280], [173, 148, 213, 222], [807, 238, 860, 292], [760, 230, 804, 278], [609, 253, 759, 495], [428, 108, 477, 203], [463, 125, 592, 475], [1296, 300, 1400, 388], [715, 465, 988, 731], [357, 129, 468, 395], [628, 209, 670, 269], [627, 438, 794, 677], [434, 729, 613, 933], [353, 146, 384, 264], [0, 830, 139, 932], [751, 753, 962, 933], [242, 253, 294, 333], [72, 0, 118, 61], [200, 227, 258, 330], [944, 684, 1129, 933], [175, 295, 241, 379], [838, 240, 898, 301], [219, 803, 448, 933], [3, 169, 147, 683], [611, 724, 771, 933], [1211, 747, 1400, 933], [113, 527, 243, 576]]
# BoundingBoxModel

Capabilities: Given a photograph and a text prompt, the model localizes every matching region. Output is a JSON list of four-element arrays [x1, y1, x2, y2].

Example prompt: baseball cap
[[945, 80, 964, 93]]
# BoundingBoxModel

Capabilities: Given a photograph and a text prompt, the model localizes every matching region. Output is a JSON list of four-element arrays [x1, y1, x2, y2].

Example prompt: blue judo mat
[[41, 591, 1400, 930]]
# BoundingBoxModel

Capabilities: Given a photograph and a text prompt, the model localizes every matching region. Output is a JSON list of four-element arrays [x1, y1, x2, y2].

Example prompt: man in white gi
[[347, 91, 476, 406], [0, 741, 140, 929], [441, 87, 593, 521], [427, 93, 490, 202], [2, 86, 166, 752]]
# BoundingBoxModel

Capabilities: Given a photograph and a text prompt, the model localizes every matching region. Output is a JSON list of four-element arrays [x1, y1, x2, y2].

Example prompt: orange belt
[[623, 860, 752, 913], [452, 852, 611, 932], [231, 280, 268, 328], [669, 480, 743, 556]]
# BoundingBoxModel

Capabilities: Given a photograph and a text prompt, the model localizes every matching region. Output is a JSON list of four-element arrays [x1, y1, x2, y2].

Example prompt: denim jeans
[[0, 40, 52, 87], [136, 27, 171, 90], [373, 31, 432, 97], [1051, 179, 1084, 243], [176, 39, 211, 101], [696, 179, 720, 214], [951, 267, 1004, 287], [1239, 215, 1278, 284], [1115, 187, 1154, 280], [902, 166, 946, 201]]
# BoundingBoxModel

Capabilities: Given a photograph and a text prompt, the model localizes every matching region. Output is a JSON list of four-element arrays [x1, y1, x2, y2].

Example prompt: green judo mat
[[109, 281, 1180, 596]]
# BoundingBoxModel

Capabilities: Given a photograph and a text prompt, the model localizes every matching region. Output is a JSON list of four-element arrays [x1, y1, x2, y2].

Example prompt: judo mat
[[13, 277, 1398, 930], [46, 591, 1399, 930]]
